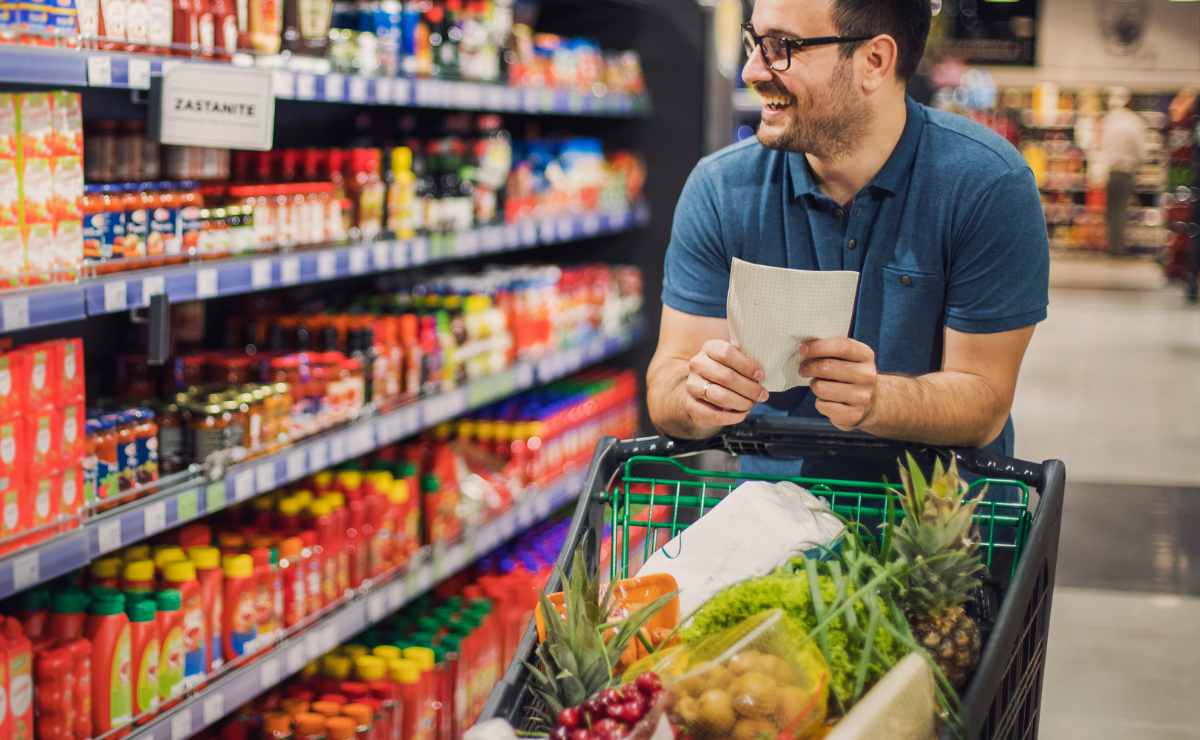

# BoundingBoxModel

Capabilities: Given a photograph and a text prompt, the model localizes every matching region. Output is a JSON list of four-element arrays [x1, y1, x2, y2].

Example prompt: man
[[1100, 87, 1146, 256], [646, 0, 1049, 477]]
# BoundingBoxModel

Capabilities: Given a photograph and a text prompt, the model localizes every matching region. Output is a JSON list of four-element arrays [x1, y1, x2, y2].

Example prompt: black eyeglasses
[[742, 23, 875, 72]]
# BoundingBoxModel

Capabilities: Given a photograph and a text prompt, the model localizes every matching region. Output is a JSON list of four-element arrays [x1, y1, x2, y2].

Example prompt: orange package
[[17, 342, 60, 412], [0, 416, 28, 540], [27, 407, 62, 473], [59, 338, 84, 402]]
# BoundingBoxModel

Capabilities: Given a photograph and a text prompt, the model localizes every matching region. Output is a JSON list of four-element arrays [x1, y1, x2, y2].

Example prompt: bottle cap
[[341, 644, 369, 660], [123, 544, 151, 562], [371, 645, 402, 661], [322, 654, 352, 680], [325, 716, 356, 739], [262, 713, 292, 735], [387, 658, 420, 684], [292, 490, 314, 507], [155, 589, 182, 611], [153, 546, 187, 571], [163, 560, 197, 583], [342, 703, 372, 729], [293, 713, 326, 734], [279, 536, 303, 559], [336, 470, 363, 491], [188, 546, 221, 570], [177, 523, 212, 549], [354, 655, 386, 681], [90, 557, 122, 581], [402, 646, 435, 671], [309, 500, 333, 517], [88, 593, 126, 616], [222, 554, 254, 578], [278, 497, 303, 517], [218, 532, 246, 551], [123, 559, 155, 585], [51, 589, 89, 614], [126, 597, 157, 621], [310, 699, 342, 717], [313, 471, 334, 492]]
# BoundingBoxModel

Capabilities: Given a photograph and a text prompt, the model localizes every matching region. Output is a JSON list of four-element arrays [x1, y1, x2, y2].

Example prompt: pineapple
[[525, 543, 675, 729], [891, 454, 986, 689]]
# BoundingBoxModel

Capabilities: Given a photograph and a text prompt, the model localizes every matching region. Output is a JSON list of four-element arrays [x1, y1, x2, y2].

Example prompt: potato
[[732, 718, 779, 739], [732, 671, 779, 719], [775, 685, 817, 727], [674, 696, 700, 725], [757, 654, 795, 684], [728, 650, 765, 676], [699, 664, 733, 693], [696, 689, 736, 733]]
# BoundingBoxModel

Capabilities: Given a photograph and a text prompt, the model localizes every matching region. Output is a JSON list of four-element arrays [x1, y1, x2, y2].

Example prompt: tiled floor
[[1017, 270, 1200, 738]]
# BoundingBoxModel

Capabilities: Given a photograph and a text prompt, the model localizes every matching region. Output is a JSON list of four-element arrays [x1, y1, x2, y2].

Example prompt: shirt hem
[[945, 307, 1047, 334]]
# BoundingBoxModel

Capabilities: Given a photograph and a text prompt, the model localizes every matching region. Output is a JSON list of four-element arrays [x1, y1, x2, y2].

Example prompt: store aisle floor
[[1018, 283, 1200, 738]]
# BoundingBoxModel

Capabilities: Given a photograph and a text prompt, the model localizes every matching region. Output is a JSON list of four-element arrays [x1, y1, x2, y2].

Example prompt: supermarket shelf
[[0, 323, 640, 600], [0, 45, 649, 115], [129, 465, 587, 739], [0, 201, 650, 333]]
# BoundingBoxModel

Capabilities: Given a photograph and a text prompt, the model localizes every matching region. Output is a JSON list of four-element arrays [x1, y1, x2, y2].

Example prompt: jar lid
[[187, 546, 221, 569], [123, 559, 155, 584]]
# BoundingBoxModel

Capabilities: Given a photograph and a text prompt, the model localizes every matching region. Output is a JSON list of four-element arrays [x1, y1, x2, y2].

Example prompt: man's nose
[[742, 43, 773, 85]]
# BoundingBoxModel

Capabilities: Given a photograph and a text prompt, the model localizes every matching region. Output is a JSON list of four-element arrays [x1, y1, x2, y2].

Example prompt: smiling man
[[647, 0, 1049, 475]]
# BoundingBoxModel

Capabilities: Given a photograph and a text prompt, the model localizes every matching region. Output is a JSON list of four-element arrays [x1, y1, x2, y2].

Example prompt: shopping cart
[[480, 416, 1066, 739]]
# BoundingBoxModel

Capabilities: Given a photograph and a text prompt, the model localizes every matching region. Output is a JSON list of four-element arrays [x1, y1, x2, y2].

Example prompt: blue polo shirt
[[662, 97, 1049, 479]]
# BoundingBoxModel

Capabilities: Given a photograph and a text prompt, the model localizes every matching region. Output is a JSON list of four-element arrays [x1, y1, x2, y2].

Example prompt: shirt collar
[[786, 95, 926, 200]]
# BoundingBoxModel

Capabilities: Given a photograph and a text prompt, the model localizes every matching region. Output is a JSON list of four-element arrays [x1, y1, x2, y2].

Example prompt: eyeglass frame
[[742, 23, 877, 72]]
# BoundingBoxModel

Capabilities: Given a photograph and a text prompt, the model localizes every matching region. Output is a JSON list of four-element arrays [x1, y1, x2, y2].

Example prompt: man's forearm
[[859, 371, 1009, 448], [646, 356, 722, 440]]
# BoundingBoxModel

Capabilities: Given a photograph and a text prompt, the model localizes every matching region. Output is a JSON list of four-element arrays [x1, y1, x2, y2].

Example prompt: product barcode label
[[367, 591, 387, 622], [374, 78, 392, 104], [371, 242, 391, 270], [177, 488, 199, 522], [349, 246, 368, 274], [287, 642, 308, 673], [286, 450, 306, 481], [103, 280, 127, 312], [86, 55, 112, 86], [309, 442, 328, 472], [393, 78, 412, 104], [304, 630, 323, 659], [349, 76, 368, 103], [2, 296, 29, 331], [411, 237, 430, 264], [234, 470, 255, 501], [324, 73, 345, 102], [206, 481, 226, 512], [196, 268, 218, 298], [296, 73, 316, 100], [387, 580, 405, 609], [251, 258, 272, 289], [256, 462, 276, 492], [317, 251, 337, 279], [391, 240, 409, 267], [280, 257, 300, 285], [143, 501, 167, 536], [142, 275, 165, 306], [128, 58, 151, 89], [202, 694, 225, 725], [272, 70, 296, 98], [97, 519, 121, 554]]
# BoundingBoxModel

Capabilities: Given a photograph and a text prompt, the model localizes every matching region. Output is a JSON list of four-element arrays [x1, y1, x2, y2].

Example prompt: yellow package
[[627, 609, 830, 740]]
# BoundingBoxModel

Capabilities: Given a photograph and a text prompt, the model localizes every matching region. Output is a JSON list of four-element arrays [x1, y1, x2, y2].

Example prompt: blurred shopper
[[1100, 86, 1147, 256]]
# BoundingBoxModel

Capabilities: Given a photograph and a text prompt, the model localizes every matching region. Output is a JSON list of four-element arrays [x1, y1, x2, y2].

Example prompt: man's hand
[[799, 337, 879, 431], [683, 339, 770, 429]]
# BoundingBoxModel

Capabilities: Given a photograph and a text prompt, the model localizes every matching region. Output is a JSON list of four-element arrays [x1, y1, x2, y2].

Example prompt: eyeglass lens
[[742, 29, 789, 71]]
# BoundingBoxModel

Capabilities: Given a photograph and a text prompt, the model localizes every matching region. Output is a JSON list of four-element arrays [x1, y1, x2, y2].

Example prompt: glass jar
[[190, 401, 230, 463], [219, 394, 247, 455]]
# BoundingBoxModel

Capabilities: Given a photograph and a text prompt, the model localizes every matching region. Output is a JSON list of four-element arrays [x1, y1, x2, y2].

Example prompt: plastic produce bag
[[627, 609, 830, 739]]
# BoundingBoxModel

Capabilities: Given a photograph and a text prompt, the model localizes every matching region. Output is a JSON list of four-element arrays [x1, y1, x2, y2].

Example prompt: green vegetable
[[680, 565, 907, 706]]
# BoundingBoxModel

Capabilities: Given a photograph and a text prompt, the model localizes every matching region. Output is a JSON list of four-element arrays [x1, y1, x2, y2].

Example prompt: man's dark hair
[[832, 0, 932, 80]]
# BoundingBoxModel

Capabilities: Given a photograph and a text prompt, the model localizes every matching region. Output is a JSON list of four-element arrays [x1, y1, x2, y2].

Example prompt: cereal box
[[50, 91, 82, 156]]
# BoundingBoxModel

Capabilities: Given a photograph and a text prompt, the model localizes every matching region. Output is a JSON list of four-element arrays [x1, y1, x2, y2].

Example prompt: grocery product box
[[17, 341, 60, 412], [50, 92, 82, 155], [0, 93, 16, 160], [17, 92, 53, 159], [59, 337, 84, 401], [27, 406, 63, 470], [30, 469, 58, 529], [61, 399, 84, 463], [0, 416, 27, 538], [57, 464, 82, 519], [0, 350, 22, 417]]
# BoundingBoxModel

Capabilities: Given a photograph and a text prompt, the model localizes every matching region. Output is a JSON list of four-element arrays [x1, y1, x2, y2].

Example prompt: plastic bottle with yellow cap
[[90, 557, 122, 589], [153, 545, 187, 574], [354, 655, 397, 736], [313, 470, 334, 494], [123, 544, 151, 563], [122, 559, 156, 593], [322, 653, 352, 681], [187, 545, 224, 672], [388, 657, 428, 739], [322, 493, 350, 595], [221, 553, 257, 661], [162, 559, 206, 687], [308, 499, 339, 606]]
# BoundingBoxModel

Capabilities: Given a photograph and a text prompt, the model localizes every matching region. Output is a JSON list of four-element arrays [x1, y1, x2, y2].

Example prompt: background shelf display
[[0, 323, 641, 601], [0, 46, 651, 115], [0, 202, 650, 334], [128, 465, 587, 739]]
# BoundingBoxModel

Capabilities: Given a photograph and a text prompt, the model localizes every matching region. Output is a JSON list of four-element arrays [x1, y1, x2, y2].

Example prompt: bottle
[[281, 0, 330, 56], [188, 545, 224, 672], [355, 655, 397, 739], [154, 545, 187, 578], [162, 560, 206, 688], [278, 536, 307, 629], [209, 0, 238, 57], [67, 638, 94, 738], [13, 589, 49, 641], [91, 557, 123, 590], [307, 500, 338, 607], [348, 149, 385, 242], [46, 589, 90, 642], [388, 658, 423, 740], [222, 553, 257, 662], [249, 547, 277, 650], [385, 146, 416, 239], [4, 619, 33, 739], [249, 0, 282, 53], [364, 471, 394, 574], [154, 589, 185, 703], [126, 596, 160, 718], [402, 646, 438, 740], [123, 559, 157, 595], [34, 646, 71, 740], [86, 593, 132, 733]]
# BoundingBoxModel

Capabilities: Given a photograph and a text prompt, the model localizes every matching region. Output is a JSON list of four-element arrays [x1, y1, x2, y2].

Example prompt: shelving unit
[[0, 202, 649, 333]]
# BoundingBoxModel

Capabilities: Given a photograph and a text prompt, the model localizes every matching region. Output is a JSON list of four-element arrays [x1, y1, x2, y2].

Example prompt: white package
[[726, 257, 859, 392], [635, 480, 844, 618]]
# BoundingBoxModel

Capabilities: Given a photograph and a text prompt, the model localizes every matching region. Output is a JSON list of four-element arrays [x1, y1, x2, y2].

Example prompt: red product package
[[29, 471, 58, 530], [59, 400, 84, 464], [17, 343, 60, 412], [26, 406, 62, 471], [0, 416, 26, 538], [58, 338, 84, 403], [0, 350, 24, 418], [56, 465, 83, 522]]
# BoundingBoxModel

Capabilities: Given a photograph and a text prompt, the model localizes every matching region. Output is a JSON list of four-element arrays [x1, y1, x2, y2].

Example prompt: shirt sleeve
[[661, 161, 730, 318], [945, 167, 1050, 333]]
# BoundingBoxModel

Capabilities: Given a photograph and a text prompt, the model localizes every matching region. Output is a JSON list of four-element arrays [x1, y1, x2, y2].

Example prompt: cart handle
[[617, 416, 1047, 489]]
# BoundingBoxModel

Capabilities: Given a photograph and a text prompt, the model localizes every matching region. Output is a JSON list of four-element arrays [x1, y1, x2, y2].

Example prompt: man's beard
[[755, 59, 871, 159]]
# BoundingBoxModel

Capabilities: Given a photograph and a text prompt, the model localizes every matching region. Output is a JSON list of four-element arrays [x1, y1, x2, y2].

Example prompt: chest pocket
[[877, 264, 946, 375]]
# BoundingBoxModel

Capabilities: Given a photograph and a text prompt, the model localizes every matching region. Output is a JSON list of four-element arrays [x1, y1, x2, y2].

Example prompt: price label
[[328, 434, 347, 463], [2, 296, 30, 331], [349, 247, 368, 274], [374, 78, 392, 104], [391, 240, 408, 267], [371, 242, 391, 270], [206, 481, 226, 512], [519, 222, 537, 245], [142, 275, 165, 306], [349, 75, 368, 103], [558, 217, 576, 241], [418, 563, 433, 592], [203, 694, 225, 725], [280, 256, 300, 285], [304, 631, 323, 660], [296, 73, 316, 100], [393, 78, 411, 104], [272, 70, 296, 98], [286, 450, 306, 481], [568, 92, 583, 113], [504, 87, 521, 110], [287, 643, 308, 673], [256, 462, 276, 492], [234, 470, 255, 501], [143, 501, 167, 536], [317, 251, 337, 279], [97, 519, 121, 554], [260, 657, 280, 688], [411, 237, 429, 264], [324, 73, 345, 102], [87, 55, 112, 86], [12, 553, 39, 592], [503, 223, 520, 246], [171, 711, 193, 740], [483, 85, 503, 109], [128, 58, 151, 89], [539, 219, 556, 243], [177, 488, 199, 522], [522, 88, 539, 112], [251, 258, 272, 288], [535, 492, 553, 519], [321, 624, 340, 653], [541, 89, 556, 110], [104, 281, 127, 312], [309, 442, 328, 472], [367, 591, 387, 622], [456, 231, 478, 257], [196, 268, 218, 299], [582, 214, 600, 235]]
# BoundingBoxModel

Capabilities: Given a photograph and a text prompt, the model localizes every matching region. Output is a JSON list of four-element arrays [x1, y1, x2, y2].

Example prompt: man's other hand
[[684, 339, 770, 430], [800, 337, 879, 431]]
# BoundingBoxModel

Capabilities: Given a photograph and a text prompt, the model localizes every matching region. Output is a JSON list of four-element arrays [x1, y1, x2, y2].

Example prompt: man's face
[[743, 0, 872, 159]]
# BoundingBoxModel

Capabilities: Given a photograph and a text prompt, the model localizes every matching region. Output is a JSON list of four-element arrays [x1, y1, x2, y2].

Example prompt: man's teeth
[[762, 95, 793, 111]]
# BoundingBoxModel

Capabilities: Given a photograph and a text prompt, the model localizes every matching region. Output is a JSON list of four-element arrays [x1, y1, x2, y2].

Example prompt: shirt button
[[835, 208, 845, 219], [899, 274, 913, 287], [847, 239, 857, 250]]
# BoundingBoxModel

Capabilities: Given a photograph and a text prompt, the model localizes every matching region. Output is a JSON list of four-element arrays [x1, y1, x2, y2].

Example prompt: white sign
[[159, 64, 275, 151]]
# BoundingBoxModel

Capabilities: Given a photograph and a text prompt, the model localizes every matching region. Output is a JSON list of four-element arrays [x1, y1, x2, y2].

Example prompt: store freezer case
[[479, 416, 1066, 739]]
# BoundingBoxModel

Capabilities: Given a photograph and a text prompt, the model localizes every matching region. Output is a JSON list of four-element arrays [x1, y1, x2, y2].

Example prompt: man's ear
[[858, 34, 899, 92]]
